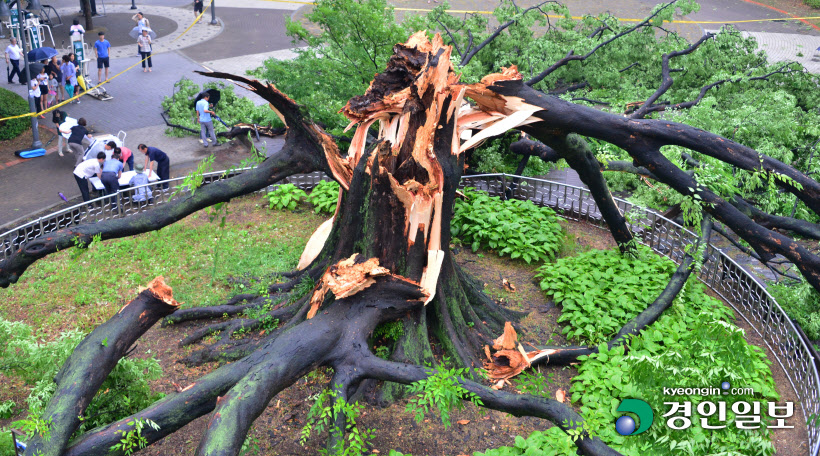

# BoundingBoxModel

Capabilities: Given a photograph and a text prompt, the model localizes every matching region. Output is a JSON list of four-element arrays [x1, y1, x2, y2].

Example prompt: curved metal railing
[[0, 170, 817, 455]]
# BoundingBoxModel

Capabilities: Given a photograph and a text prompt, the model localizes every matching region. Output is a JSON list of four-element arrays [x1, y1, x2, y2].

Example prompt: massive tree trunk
[[4, 31, 820, 456]]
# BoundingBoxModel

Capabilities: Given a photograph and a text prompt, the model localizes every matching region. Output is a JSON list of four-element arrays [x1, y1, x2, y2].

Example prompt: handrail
[[0, 169, 817, 455]]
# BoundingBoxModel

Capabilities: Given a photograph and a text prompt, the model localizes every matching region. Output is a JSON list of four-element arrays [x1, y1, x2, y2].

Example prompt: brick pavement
[[180, 8, 294, 62]]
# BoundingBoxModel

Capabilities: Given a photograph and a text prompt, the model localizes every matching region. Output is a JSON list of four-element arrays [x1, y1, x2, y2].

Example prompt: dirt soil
[[0, 125, 56, 166], [0, 218, 808, 456]]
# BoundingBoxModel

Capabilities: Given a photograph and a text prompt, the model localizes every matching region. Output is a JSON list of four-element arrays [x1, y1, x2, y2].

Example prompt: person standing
[[47, 72, 58, 108], [139, 144, 170, 190], [137, 29, 152, 72], [196, 93, 217, 147], [61, 55, 78, 102], [5, 37, 24, 85], [67, 53, 81, 101], [193, 0, 204, 18], [36, 66, 48, 108], [93, 32, 111, 83], [53, 110, 73, 157], [68, 118, 93, 165], [100, 149, 123, 209], [131, 12, 150, 56], [46, 56, 64, 103], [73, 152, 105, 202]]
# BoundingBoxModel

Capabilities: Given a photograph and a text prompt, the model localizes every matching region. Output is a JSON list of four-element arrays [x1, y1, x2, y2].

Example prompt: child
[[69, 19, 85, 40], [36, 66, 48, 110], [128, 161, 153, 205], [47, 72, 58, 108]]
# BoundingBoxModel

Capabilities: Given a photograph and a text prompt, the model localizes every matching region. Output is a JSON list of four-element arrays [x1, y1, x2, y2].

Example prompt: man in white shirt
[[73, 152, 105, 202], [5, 37, 24, 85]]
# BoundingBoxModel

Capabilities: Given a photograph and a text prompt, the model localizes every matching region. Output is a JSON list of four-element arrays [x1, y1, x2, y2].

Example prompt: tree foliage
[[161, 78, 283, 139]]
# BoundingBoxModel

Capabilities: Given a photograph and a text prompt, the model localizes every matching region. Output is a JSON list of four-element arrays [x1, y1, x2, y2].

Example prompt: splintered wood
[[484, 322, 556, 389], [129, 276, 180, 313], [298, 32, 545, 308], [308, 254, 390, 319]]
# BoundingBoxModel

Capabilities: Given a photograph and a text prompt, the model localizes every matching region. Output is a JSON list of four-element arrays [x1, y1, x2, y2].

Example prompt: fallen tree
[[2, 29, 819, 456]]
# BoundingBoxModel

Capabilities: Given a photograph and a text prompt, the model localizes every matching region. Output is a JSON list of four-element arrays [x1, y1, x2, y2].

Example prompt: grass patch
[[0, 195, 326, 337]]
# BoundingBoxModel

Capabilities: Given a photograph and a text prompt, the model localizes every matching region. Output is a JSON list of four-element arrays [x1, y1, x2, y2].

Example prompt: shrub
[[451, 188, 564, 264], [0, 88, 31, 140], [307, 180, 341, 214], [266, 183, 307, 211]]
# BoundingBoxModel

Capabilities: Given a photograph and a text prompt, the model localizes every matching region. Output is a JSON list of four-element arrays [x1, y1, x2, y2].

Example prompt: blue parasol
[[27, 46, 58, 62]]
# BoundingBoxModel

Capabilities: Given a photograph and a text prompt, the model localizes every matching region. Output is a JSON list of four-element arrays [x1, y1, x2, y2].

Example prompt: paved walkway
[[1, 0, 819, 228]]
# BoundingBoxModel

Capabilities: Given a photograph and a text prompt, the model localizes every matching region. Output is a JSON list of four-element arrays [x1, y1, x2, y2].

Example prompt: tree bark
[[82, 0, 93, 30]]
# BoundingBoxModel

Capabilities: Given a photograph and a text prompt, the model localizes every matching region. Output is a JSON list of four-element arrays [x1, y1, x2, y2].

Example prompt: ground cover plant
[[2, 0, 819, 454], [452, 188, 564, 264]]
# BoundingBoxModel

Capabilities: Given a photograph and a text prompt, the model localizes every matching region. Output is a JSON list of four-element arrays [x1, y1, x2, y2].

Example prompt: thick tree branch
[[489, 80, 820, 217], [730, 196, 820, 240], [25, 278, 179, 456], [509, 137, 635, 251]]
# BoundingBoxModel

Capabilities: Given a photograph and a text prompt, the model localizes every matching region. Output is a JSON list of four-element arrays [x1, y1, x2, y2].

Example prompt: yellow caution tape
[[258, 0, 820, 23], [0, 0, 216, 122]]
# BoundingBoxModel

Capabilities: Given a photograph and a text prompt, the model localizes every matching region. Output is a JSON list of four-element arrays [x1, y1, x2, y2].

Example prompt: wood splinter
[[484, 322, 557, 388]]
